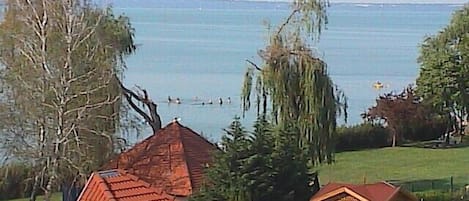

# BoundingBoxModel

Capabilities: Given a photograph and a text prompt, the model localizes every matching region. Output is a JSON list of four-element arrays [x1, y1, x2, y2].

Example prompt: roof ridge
[[174, 122, 195, 194], [379, 181, 397, 188], [173, 121, 218, 148]]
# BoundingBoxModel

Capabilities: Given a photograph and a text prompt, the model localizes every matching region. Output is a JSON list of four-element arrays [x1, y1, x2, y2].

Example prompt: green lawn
[[8, 145, 469, 200], [317, 146, 469, 192], [8, 193, 61, 201]]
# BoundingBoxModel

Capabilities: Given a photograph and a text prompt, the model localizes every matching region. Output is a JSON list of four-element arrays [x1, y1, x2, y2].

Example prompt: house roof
[[102, 120, 218, 197], [77, 169, 175, 201], [310, 182, 417, 201]]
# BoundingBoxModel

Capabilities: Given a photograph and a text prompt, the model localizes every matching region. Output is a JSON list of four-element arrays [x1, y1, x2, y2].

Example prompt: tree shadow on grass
[[400, 136, 469, 149]]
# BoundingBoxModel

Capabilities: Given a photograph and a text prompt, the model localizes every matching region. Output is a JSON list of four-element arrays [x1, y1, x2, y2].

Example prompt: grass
[[7, 140, 469, 200], [317, 145, 469, 192], [8, 193, 61, 201]]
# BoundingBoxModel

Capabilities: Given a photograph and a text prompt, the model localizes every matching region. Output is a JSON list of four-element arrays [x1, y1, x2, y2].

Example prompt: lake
[[108, 0, 462, 141]]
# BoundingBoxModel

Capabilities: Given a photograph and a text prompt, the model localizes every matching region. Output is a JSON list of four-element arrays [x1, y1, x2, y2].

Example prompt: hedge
[[335, 123, 389, 152]]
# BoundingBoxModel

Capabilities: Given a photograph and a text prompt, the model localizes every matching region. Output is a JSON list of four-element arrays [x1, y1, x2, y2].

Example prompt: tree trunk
[[390, 127, 398, 147], [29, 174, 39, 201], [44, 176, 54, 201], [392, 133, 396, 147], [44, 157, 58, 201]]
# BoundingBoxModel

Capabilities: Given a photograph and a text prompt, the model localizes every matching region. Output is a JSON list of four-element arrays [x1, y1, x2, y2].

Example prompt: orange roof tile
[[310, 182, 417, 201], [103, 121, 218, 197], [78, 169, 175, 201]]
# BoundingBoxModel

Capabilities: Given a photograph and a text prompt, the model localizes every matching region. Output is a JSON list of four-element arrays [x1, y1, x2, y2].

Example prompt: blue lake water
[[109, 0, 462, 141]]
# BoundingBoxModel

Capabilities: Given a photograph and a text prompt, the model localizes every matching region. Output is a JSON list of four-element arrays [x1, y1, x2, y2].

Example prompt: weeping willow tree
[[242, 0, 347, 164]]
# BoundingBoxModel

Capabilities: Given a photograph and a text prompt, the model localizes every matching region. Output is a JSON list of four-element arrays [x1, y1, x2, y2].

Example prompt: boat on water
[[373, 81, 384, 89]]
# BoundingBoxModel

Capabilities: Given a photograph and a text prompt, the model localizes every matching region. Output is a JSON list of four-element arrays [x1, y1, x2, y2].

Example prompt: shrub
[[335, 123, 389, 152], [405, 116, 448, 142], [363, 86, 448, 146], [0, 163, 35, 200]]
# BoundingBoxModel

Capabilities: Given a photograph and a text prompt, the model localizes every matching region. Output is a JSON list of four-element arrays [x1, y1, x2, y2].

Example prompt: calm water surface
[[108, 0, 462, 141]]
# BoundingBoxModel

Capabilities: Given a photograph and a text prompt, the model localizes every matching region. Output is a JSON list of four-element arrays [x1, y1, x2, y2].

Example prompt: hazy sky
[[329, 0, 466, 3]]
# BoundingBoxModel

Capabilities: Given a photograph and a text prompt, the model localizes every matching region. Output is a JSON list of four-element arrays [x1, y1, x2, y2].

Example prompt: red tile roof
[[77, 169, 175, 201], [103, 120, 218, 197], [310, 182, 417, 201]]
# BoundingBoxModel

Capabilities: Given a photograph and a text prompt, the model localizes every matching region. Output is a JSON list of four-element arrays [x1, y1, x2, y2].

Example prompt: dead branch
[[115, 76, 161, 133]]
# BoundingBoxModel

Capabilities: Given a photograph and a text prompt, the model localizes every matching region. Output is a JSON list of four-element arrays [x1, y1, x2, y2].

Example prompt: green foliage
[[191, 117, 252, 201], [417, 4, 469, 130], [241, 0, 346, 165], [7, 193, 62, 201], [317, 146, 469, 189], [404, 116, 447, 142], [0, 0, 137, 196], [363, 87, 445, 146], [243, 117, 275, 200], [191, 117, 315, 201], [335, 120, 447, 152], [269, 124, 315, 201], [335, 123, 389, 152]]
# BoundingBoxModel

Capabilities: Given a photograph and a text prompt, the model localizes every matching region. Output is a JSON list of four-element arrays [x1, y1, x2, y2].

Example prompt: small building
[[79, 120, 218, 201], [310, 182, 418, 201], [78, 169, 175, 201]]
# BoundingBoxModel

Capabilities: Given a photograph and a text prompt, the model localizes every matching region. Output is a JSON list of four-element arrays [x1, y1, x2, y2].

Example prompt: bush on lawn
[[335, 123, 389, 152], [404, 116, 448, 142]]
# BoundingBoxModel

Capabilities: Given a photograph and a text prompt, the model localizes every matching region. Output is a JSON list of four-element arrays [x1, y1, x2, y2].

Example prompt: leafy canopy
[[417, 4, 469, 128], [190, 117, 317, 201]]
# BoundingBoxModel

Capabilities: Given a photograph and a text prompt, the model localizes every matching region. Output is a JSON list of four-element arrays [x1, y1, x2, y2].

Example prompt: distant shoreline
[[231, 0, 465, 5]]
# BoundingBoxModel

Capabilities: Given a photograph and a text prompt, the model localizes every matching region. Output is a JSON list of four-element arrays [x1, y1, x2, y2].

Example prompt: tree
[[241, 0, 347, 164], [190, 117, 252, 201], [191, 118, 317, 201], [116, 79, 162, 134], [269, 124, 316, 201], [416, 4, 469, 136], [363, 87, 446, 146], [0, 0, 136, 199]]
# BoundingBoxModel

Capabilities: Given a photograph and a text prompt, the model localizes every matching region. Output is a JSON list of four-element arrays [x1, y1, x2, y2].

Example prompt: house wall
[[390, 192, 416, 201], [176, 196, 188, 201]]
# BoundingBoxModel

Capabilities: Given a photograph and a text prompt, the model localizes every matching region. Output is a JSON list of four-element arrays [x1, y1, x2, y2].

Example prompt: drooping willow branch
[[277, 9, 300, 36]]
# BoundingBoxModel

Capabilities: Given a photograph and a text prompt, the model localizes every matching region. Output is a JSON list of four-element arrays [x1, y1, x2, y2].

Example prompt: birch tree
[[0, 0, 136, 199]]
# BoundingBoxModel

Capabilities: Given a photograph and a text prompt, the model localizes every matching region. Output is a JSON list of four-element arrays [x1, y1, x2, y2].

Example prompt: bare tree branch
[[115, 76, 162, 133], [245, 59, 262, 71]]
